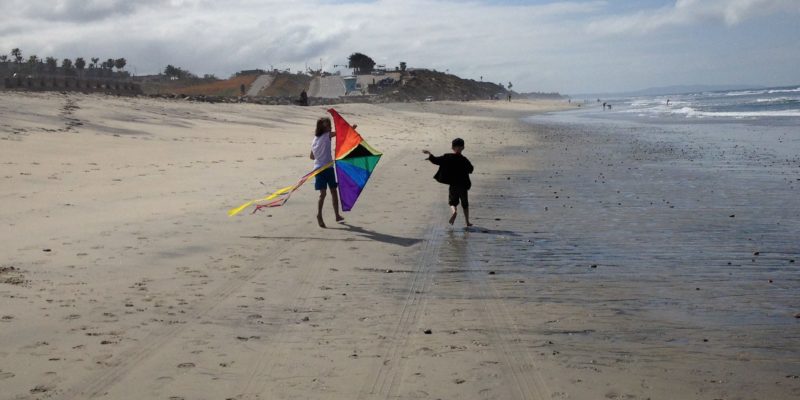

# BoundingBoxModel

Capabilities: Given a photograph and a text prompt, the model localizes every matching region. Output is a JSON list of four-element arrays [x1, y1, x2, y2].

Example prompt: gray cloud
[[586, 0, 800, 36], [4, 0, 164, 23], [0, 0, 798, 93]]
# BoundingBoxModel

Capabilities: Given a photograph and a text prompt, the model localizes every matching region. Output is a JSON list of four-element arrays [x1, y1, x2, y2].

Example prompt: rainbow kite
[[329, 108, 382, 211], [228, 108, 381, 216]]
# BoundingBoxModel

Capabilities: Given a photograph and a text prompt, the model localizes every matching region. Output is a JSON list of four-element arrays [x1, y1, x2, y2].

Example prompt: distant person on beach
[[603, 102, 607, 110], [422, 138, 474, 227], [309, 117, 355, 228], [666, 99, 671, 106], [300, 89, 309, 106]]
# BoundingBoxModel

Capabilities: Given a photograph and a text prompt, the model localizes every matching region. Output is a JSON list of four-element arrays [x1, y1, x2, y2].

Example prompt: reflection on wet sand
[[429, 116, 800, 398]]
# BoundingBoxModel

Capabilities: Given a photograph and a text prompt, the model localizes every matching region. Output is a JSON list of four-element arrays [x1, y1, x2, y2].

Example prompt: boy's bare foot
[[448, 211, 458, 225], [466, 222, 473, 227], [335, 215, 345, 222], [317, 215, 326, 228]]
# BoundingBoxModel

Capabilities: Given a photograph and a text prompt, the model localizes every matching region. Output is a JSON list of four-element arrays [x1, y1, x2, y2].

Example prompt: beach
[[1, 92, 799, 400]]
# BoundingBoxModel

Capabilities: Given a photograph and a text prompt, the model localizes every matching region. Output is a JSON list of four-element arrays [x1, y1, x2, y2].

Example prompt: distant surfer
[[666, 99, 671, 106]]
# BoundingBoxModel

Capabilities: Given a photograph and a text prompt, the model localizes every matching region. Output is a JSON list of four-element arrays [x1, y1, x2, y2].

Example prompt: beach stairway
[[246, 74, 275, 97], [308, 75, 346, 98]]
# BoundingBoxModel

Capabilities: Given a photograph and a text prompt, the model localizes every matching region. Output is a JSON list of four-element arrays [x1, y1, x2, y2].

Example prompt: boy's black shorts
[[448, 185, 469, 208]]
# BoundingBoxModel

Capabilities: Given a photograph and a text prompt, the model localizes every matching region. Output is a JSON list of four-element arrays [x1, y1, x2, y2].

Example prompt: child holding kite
[[310, 117, 356, 228], [423, 138, 474, 226]]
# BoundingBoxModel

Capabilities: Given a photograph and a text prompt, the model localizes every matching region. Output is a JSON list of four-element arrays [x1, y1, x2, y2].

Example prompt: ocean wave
[[671, 107, 800, 118], [754, 97, 798, 103], [629, 99, 689, 108], [724, 89, 765, 97], [629, 100, 657, 107], [767, 87, 800, 94], [723, 87, 800, 97]]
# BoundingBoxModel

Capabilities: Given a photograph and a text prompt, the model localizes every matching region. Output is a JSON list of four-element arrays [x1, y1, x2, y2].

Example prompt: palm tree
[[75, 57, 86, 78], [91, 57, 100, 68], [105, 58, 114, 70], [45, 57, 58, 72], [27, 55, 39, 74], [114, 58, 126, 71], [0, 55, 8, 62], [11, 48, 22, 63]]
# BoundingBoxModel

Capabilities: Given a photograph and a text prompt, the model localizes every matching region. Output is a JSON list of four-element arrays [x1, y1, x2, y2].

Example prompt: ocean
[[596, 84, 800, 121], [434, 90, 800, 394]]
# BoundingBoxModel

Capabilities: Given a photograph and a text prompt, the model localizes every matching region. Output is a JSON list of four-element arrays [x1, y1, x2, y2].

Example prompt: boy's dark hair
[[315, 117, 331, 137], [452, 138, 465, 148]]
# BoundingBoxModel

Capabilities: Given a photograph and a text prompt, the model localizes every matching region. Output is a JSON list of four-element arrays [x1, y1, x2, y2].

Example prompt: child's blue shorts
[[314, 167, 338, 190]]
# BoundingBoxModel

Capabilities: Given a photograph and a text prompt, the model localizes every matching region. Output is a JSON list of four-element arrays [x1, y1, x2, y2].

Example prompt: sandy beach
[[1, 92, 798, 400]]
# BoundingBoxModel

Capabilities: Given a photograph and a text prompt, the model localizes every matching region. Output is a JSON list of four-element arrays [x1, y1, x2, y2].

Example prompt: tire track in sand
[[59, 235, 300, 399], [357, 222, 445, 400], [238, 245, 334, 398], [467, 243, 550, 400]]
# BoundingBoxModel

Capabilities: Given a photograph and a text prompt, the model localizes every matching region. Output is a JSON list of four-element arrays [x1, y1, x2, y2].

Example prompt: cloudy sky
[[1, 0, 798, 93]]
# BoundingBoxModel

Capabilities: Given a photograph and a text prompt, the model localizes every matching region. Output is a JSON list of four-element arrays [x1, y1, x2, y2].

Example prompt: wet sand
[[440, 112, 800, 399], [1, 92, 798, 399]]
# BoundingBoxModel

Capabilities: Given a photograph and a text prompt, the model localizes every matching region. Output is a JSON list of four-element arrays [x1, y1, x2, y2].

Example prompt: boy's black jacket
[[427, 153, 474, 189]]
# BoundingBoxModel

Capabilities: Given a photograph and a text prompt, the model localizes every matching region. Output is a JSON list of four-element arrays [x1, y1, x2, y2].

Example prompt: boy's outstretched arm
[[422, 150, 442, 165]]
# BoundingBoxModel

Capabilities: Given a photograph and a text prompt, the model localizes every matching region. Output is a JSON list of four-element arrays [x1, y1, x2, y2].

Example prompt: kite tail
[[227, 161, 334, 217]]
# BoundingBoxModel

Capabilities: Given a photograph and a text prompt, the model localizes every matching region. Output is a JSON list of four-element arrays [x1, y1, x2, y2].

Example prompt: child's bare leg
[[449, 205, 458, 225], [317, 189, 327, 228], [463, 207, 473, 227], [330, 187, 344, 222]]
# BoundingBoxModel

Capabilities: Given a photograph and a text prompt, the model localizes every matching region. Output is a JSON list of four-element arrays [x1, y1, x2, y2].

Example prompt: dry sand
[[1, 92, 797, 400]]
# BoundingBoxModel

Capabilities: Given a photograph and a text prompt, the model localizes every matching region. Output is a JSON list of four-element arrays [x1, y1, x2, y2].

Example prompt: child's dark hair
[[452, 138, 465, 148], [315, 117, 331, 137]]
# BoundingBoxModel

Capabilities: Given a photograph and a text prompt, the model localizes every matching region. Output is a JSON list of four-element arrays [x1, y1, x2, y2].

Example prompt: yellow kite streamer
[[227, 161, 333, 217]]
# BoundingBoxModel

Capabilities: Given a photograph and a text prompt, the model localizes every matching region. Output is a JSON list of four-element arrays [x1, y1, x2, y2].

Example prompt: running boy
[[422, 138, 474, 226]]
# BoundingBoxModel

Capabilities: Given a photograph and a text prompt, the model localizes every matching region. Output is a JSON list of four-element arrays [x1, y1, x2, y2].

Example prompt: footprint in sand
[[177, 362, 195, 369], [0, 371, 15, 379], [30, 384, 54, 394]]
